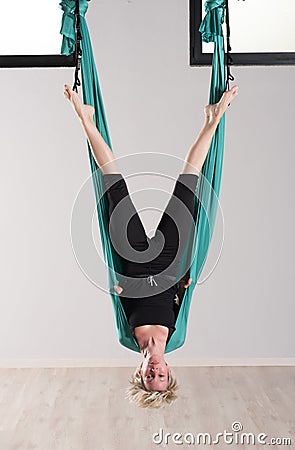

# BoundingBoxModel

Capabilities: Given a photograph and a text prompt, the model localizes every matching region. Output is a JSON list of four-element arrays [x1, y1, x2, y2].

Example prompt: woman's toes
[[64, 84, 76, 99], [228, 85, 239, 99], [63, 84, 94, 121], [64, 83, 71, 92], [63, 84, 73, 100], [219, 85, 239, 109]]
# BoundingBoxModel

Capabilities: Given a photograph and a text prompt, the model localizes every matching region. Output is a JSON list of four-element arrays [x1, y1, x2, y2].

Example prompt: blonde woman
[[64, 83, 238, 408]]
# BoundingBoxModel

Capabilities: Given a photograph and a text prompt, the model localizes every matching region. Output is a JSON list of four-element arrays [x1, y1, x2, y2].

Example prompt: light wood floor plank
[[0, 367, 294, 449]]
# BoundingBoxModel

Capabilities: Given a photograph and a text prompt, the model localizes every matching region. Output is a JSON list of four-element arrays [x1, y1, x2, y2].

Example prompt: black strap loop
[[225, 0, 235, 91], [72, 0, 83, 93]]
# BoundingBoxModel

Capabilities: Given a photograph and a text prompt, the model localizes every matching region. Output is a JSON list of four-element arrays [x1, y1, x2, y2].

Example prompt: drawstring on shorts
[[146, 275, 158, 287]]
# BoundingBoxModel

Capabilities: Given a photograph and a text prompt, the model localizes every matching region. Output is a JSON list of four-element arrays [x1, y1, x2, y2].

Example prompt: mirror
[[0, 0, 75, 67], [190, 0, 295, 65], [0, 0, 63, 55]]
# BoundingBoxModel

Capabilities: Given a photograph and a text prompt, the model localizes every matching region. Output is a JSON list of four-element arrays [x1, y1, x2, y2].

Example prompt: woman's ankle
[[79, 105, 95, 123], [203, 115, 219, 130]]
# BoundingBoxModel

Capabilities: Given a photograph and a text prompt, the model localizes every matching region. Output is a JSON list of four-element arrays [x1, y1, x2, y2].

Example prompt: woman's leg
[[102, 174, 156, 279], [103, 174, 149, 252], [153, 86, 238, 278], [181, 86, 238, 175], [64, 84, 119, 175], [152, 173, 199, 277]]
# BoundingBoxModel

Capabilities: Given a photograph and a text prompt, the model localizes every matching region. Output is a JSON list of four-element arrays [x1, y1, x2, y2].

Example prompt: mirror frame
[[0, 0, 91, 68], [190, 0, 295, 66], [0, 55, 75, 68]]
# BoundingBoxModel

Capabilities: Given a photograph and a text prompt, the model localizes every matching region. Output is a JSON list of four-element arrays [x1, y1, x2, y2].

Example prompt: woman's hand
[[179, 277, 193, 289], [177, 276, 193, 303], [183, 278, 193, 289], [114, 285, 124, 295]]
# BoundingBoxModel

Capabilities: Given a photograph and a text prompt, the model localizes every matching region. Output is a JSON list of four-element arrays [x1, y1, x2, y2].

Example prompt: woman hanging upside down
[[64, 83, 238, 408]]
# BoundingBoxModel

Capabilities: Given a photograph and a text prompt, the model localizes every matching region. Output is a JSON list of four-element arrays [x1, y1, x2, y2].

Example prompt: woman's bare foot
[[63, 84, 95, 121], [204, 85, 238, 124]]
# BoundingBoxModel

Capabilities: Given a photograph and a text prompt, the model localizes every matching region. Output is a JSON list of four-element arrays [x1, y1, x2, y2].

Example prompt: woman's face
[[140, 359, 170, 391]]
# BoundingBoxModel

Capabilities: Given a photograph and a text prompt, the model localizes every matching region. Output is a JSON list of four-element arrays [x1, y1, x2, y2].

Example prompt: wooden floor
[[0, 366, 294, 450]]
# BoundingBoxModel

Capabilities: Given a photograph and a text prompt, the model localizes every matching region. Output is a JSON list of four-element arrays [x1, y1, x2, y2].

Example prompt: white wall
[[0, 0, 294, 366]]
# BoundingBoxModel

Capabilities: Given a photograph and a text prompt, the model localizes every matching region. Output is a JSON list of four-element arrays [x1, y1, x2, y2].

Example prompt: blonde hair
[[125, 366, 179, 409]]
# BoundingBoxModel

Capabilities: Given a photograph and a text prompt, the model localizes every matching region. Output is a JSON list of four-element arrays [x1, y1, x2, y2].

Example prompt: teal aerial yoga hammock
[[59, 0, 227, 354]]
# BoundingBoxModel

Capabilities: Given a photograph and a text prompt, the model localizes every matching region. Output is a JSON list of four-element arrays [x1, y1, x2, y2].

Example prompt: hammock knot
[[204, 0, 225, 13], [59, 1, 89, 56], [59, 0, 88, 17], [199, 0, 225, 43]]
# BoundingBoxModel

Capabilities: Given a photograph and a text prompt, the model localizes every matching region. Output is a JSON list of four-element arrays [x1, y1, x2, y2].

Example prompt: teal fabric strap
[[59, 0, 227, 353]]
